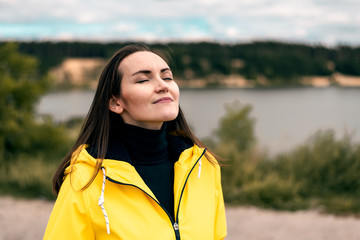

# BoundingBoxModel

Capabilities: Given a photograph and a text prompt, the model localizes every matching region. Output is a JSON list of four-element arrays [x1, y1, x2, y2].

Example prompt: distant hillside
[[4, 41, 360, 87], [49, 58, 105, 90]]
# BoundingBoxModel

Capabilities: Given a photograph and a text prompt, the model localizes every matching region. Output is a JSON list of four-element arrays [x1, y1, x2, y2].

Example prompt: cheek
[[172, 84, 180, 102], [119, 91, 138, 111], [123, 95, 143, 110]]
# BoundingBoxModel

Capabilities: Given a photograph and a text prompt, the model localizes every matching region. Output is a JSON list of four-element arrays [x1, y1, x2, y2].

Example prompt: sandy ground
[[1, 196, 359, 240]]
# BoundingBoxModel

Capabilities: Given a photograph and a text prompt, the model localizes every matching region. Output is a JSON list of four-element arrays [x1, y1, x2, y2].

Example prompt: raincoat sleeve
[[44, 171, 95, 239], [214, 164, 227, 240]]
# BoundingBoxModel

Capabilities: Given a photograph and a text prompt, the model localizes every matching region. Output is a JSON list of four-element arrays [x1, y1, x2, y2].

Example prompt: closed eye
[[163, 77, 173, 81], [136, 79, 149, 83]]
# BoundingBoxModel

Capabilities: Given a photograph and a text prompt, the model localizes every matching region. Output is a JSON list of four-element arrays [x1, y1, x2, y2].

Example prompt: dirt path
[[226, 206, 360, 240], [0, 196, 359, 240]]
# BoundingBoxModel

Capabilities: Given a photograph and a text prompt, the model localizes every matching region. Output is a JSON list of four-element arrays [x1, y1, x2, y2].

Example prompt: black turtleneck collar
[[87, 112, 194, 164], [118, 122, 168, 166]]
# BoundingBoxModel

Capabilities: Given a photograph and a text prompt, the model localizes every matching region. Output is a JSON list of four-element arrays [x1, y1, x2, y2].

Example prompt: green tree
[[0, 42, 69, 165], [214, 101, 256, 151], [210, 101, 258, 202]]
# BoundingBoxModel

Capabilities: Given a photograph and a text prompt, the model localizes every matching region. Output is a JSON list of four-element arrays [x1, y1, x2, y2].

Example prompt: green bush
[[240, 173, 307, 210], [0, 42, 72, 199], [271, 130, 360, 198], [0, 155, 57, 199], [211, 101, 360, 215], [320, 196, 360, 216]]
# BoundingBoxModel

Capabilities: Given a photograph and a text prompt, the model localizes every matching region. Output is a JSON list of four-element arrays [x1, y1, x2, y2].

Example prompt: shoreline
[[49, 58, 360, 91], [48, 82, 360, 94]]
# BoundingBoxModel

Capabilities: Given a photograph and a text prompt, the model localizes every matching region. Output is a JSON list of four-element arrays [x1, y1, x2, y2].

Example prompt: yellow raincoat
[[44, 144, 227, 239]]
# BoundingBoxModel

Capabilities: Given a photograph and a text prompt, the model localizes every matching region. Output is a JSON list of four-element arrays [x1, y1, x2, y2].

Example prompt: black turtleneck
[[120, 123, 174, 218], [87, 113, 194, 219], [106, 120, 175, 219]]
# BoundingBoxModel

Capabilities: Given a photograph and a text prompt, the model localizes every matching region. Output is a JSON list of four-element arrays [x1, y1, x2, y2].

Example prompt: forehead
[[119, 51, 169, 74]]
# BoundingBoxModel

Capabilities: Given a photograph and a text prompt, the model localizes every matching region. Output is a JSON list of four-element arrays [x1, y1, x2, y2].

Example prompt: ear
[[109, 96, 124, 114]]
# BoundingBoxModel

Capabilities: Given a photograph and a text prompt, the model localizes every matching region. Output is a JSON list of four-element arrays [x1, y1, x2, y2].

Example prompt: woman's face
[[110, 51, 180, 130]]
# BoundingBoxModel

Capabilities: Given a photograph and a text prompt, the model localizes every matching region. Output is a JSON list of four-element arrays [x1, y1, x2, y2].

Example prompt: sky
[[1, 0, 359, 46]]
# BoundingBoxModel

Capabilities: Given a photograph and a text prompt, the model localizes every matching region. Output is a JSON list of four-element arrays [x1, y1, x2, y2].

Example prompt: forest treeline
[[1, 43, 360, 215], [2, 41, 360, 86]]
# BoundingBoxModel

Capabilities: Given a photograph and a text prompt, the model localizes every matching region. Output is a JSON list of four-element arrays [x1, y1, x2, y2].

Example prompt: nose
[[155, 77, 169, 93]]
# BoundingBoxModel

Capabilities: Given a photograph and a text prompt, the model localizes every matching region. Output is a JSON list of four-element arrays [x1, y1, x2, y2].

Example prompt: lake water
[[37, 87, 360, 155]]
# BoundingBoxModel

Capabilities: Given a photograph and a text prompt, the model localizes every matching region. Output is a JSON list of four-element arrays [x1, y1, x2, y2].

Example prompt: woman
[[44, 44, 227, 239]]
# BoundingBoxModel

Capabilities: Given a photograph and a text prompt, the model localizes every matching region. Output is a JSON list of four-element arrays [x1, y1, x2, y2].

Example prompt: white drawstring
[[198, 159, 202, 178], [98, 167, 110, 235]]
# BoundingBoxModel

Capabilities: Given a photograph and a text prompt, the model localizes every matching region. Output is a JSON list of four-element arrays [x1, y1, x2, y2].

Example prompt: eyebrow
[[131, 68, 172, 76]]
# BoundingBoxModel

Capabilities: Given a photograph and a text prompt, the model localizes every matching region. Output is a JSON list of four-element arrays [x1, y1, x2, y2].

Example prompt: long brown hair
[[53, 44, 215, 196]]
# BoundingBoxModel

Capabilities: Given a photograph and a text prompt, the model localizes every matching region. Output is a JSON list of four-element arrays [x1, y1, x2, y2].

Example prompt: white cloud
[[0, 0, 359, 45], [224, 27, 239, 38]]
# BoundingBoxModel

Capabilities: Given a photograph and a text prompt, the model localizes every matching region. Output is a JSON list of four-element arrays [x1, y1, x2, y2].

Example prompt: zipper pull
[[173, 222, 180, 239], [173, 222, 179, 230]]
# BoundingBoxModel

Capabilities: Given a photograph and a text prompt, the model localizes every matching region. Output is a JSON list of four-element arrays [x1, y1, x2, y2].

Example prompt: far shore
[[49, 57, 360, 91]]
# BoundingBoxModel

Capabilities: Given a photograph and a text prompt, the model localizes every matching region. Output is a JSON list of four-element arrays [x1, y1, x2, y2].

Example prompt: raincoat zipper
[[106, 148, 206, 240]]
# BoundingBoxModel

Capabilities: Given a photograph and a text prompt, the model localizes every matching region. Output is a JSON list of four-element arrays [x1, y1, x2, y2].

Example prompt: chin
[[159, 111, 179, 122]]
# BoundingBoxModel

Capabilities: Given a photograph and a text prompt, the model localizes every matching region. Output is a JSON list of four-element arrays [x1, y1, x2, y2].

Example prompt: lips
[[153, 97, 173, 104]]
